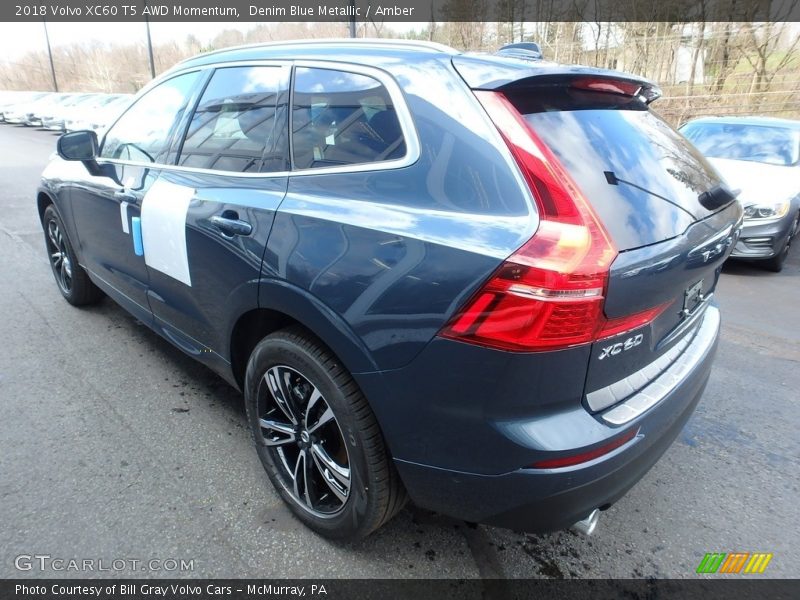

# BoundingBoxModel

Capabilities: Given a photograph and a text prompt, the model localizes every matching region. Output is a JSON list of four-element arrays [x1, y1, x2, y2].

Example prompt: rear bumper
[[730, 216, 795, 259], [362, 307, 720, 533], [395, 372, 709, 532]]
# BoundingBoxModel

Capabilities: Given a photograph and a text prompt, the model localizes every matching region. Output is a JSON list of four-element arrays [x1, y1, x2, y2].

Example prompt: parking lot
[[1, 123, 798, 579]]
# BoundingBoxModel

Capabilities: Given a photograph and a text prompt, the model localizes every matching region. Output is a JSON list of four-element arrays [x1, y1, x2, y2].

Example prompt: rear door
[[502, 82, 742, 410], [143, 63, 290, 360]]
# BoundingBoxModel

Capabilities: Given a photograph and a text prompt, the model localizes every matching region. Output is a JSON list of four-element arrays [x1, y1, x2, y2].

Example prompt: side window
[[291, 67, 406, 170], [178, 66, 288, 173], [100, 72, 200, 164]]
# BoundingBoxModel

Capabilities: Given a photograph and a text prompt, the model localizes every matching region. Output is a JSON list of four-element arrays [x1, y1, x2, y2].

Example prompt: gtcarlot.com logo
[[696, 552, 773, 574], [14, 554, 194, 573]]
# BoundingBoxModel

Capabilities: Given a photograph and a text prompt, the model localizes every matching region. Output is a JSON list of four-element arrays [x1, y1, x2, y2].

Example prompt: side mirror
[[57, 130, 98, 161]]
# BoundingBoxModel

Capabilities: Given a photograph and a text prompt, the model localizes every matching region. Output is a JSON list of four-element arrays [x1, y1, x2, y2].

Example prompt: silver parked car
[[2, 92, 51, 124], [67, 94, 132, 132], [40, 93, 95, 131], [681, 116, 800, 272]]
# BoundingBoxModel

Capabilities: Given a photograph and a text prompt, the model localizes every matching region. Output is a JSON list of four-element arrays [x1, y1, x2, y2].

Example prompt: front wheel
[[42, 204, 103, 305], [244, 326, 407, 539], [762, 213, 799, 273]]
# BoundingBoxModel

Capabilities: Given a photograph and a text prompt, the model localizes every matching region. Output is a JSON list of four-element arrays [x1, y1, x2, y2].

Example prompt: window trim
[[96, 59, 420, 179]]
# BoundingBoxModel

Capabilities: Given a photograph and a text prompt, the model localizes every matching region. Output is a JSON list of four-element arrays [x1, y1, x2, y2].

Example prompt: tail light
[[570, 77, 642, 97], [440, 91, 666, 352]]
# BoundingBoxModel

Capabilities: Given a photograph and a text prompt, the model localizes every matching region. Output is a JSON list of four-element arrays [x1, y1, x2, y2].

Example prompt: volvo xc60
[[38, 40, 742, 539]]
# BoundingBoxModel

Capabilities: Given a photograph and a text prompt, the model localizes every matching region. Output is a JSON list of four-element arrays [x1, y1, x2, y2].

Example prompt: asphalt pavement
[[1, 124, 798, 579]]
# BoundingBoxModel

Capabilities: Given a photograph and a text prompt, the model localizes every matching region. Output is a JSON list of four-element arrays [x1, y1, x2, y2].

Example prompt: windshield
[[680, 122, 800, 167]]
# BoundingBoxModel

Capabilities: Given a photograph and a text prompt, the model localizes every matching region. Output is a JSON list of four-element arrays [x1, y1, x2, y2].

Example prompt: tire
[[244, 326, 407, 539], [42, 204, 104, 306], [762, 214, 798, 273]]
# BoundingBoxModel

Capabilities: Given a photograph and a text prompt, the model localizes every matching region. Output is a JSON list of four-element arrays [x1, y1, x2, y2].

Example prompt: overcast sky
[[0, 21, 423, 61]]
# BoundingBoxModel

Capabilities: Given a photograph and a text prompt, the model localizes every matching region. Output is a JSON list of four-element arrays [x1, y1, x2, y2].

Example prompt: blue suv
[[38, 40, 742, 539]]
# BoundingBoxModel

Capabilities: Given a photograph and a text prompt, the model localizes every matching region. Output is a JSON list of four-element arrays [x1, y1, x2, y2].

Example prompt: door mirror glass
[[57, 130, 98, 161]]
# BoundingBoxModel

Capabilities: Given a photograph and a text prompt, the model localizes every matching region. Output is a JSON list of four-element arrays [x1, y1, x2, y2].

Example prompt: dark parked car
[[680, 116, 800, 271], [37, 40, 742, 539]]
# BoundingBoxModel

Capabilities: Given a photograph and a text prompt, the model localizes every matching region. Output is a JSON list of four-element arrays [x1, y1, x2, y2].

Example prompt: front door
[[68, 70, 205, 323]]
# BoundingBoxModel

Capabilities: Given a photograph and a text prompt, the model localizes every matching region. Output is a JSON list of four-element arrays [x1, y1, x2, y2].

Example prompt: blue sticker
[[131, 216, 143, 256]]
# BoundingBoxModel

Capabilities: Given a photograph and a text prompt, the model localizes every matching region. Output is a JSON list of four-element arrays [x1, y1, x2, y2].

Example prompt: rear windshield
[[506, 87, 723, 249], [680, 122, 800, 167]]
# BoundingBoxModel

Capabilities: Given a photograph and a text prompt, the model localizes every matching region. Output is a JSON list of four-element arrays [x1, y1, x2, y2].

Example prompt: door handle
[[209, 214, 253, 237], [114, 190, 137, 203]]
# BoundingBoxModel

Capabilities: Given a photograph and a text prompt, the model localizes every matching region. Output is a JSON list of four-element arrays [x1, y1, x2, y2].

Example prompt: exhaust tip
[[571, 509, 600, 536]]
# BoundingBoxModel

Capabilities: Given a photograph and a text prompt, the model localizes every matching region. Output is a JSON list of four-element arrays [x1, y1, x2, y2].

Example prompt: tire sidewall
[[244, 333, 373, 538], [43, 205, 77, 301]]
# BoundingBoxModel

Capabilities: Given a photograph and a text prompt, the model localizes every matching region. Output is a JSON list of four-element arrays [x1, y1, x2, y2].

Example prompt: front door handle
[[114, 190, 138, 203], [209, 214, 253, 237]]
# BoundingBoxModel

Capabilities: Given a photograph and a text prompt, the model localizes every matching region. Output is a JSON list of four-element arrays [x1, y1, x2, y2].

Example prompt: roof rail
[[496, 42, 543, 61], [181, 38, 459, 63]]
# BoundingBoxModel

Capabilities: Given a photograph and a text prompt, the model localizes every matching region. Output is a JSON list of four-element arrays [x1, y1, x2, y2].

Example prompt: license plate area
[[683, 279, 704, 315]]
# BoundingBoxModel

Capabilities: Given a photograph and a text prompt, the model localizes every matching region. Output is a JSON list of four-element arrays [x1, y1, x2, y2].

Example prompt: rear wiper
[[604, 171, 697, 219], [698, 183, 739, 211]]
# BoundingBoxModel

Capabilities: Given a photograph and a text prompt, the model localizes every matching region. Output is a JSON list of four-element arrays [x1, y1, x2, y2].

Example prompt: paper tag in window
[[325, 134, 335, 145]]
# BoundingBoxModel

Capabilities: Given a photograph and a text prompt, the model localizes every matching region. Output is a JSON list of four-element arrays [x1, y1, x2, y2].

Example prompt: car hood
[[708, 157, 799, 205]]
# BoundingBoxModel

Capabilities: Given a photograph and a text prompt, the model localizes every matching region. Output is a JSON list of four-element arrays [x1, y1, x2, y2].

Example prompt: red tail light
[[440, 91, 663, 351], [570, 77, 642, 97]]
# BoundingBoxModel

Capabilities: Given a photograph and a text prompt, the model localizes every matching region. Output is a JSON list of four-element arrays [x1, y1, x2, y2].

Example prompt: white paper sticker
[[119, 200, 130, 234], [140, 179, 194, 287]]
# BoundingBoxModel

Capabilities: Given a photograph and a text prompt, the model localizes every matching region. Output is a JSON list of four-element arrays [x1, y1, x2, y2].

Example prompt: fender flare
[[235, 277, 379, 375]]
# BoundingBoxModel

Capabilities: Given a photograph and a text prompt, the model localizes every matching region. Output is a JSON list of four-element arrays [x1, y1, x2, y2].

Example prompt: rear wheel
[[244, 326, 407, 539], [42, 205, 103, 305], [763, 213, 799, 273]]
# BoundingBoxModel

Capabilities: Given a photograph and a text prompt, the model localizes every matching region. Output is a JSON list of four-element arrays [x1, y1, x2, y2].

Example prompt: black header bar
[[3, 0, 800, 22]]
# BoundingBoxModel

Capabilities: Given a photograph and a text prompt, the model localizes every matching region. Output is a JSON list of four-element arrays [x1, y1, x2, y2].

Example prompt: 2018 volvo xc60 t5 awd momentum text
[[38, 40, 742, 539]]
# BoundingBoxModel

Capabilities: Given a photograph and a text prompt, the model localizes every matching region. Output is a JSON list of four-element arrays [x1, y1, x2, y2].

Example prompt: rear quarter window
[[291, 67, 406, 170]]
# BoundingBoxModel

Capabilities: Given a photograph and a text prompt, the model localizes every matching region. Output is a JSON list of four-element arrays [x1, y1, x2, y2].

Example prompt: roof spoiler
[[453, 56, 662, 104]]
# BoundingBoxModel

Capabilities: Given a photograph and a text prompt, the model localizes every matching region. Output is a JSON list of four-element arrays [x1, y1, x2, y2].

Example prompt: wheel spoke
[[258, 418, 295, 446], [47, 223, 59, 249], [307, 406, 334, 434], [265, 368, 298, 424], [293, 449, 314, 509], [310, 442, 350, 495], [304, 387, 323, 425]]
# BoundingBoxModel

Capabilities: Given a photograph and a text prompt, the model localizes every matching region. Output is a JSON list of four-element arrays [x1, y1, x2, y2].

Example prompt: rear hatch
[[452, 56, 743, 416]]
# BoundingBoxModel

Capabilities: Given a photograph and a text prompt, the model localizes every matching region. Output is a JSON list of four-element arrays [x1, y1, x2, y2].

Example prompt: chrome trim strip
[[586, 303, 708, 413], [599, 306, 720, 426], [97, 60, 420, 179]]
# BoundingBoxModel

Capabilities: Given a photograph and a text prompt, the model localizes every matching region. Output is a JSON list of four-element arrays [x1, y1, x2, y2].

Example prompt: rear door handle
[[209, 214, 253, 237]]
